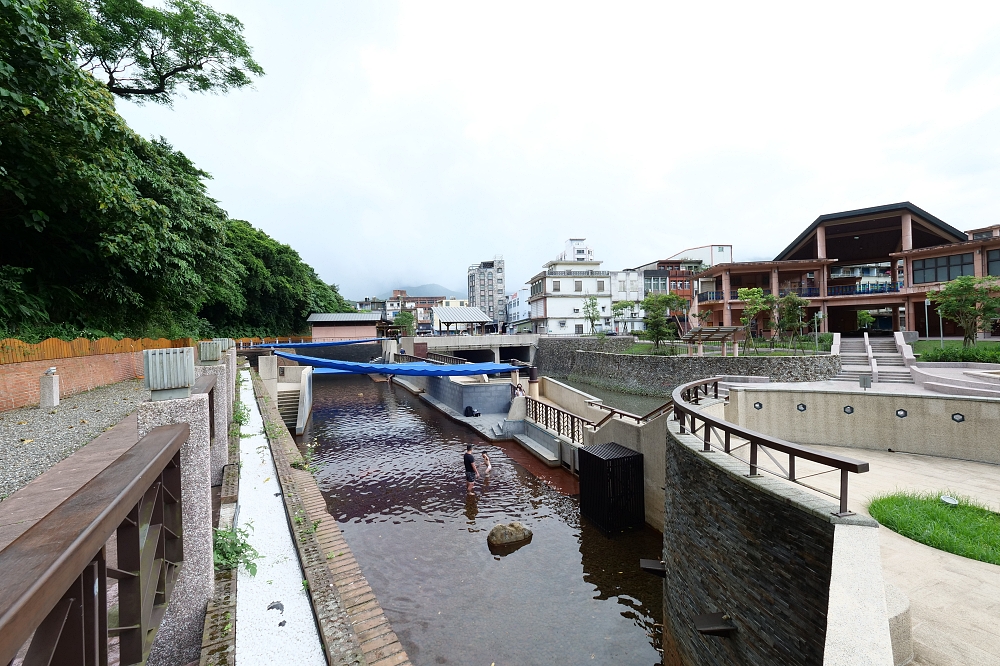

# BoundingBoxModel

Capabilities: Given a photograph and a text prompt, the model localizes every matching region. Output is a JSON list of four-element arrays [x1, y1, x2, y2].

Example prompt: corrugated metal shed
[[431, 306, 492, 323], [307, 312, 384, 323]]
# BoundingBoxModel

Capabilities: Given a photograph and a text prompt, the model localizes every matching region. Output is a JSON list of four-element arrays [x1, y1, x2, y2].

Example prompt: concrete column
[[893, 306, 902, 332], [493, 347, 500, 363], [195, 363, 229, 485], [901, 213, 913, 251], [820, 303, 829, 333], [138, 394, 212, 666], [816, 224, 827, 259], [770, 268, 779, 295], [974, 249, 985, 277], [225, 347, 236, 422], [721, 271, 731, 304], [39, 372, 59, 408], [259, 354, 278, 402]]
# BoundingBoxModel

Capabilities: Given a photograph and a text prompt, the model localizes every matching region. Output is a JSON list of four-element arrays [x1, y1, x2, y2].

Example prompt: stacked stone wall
[[0, 351, 143, 411], [662, 421, 839, 665], [533, 336, 636, 377], [567, 351, 840, 397]]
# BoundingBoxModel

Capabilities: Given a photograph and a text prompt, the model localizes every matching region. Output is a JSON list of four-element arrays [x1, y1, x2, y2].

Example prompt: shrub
[[214, 525, 260, 575], [920, 345, 1000, 363]]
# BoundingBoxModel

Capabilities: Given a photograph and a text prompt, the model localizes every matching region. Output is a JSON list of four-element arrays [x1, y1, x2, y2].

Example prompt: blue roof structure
[[274, 351, 516, 377]]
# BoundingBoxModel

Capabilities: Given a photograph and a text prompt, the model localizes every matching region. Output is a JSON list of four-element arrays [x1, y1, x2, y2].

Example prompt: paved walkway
[[791, 446, 1000, 666], [235, 370, 326, 665]]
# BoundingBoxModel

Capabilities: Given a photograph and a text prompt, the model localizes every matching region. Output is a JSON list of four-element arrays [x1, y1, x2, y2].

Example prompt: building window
[[597, 280, 605, 291], [988, 249, 1000, 277], [575, 324, 584, 334], [552, 280, 561, 292], [618, 280, 626, 291], [913, 253, 974, 284], [573, 308, 580, 313], [574, 280, 583, 292], [973, 231, 994, 240]]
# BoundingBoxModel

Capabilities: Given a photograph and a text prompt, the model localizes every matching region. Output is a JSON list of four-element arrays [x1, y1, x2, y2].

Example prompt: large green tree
[[737, 287, 776, 353], [640, 293, 676, 350], [929, 276, 1000, 348]]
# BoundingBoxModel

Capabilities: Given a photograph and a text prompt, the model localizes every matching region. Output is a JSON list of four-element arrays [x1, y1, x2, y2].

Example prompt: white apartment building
[[528, 239, 613, 335], [505, 287, 531, 333], [431, 297, 468, 331], [467, 256, 507, 324], [609, 269, 645, 333]]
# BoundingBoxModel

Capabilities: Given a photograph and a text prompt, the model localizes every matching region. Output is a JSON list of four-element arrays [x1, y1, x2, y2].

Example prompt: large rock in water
[[487, 522, 533, 556]]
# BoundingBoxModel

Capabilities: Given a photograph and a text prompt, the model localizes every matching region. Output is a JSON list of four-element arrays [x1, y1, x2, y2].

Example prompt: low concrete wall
[[195, 363, 229, 485], [568, 351, 841, 397], [405, 375, 513, 415], [538, 376, 605, 421], [662, 417, 891, 665], [726, 386, 1000, 464], [584, 412, 668, 529], [534, 336, 636, 377]]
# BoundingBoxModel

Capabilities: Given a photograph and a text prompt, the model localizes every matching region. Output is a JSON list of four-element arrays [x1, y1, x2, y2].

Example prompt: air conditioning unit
[[559, 320, 567, 327]]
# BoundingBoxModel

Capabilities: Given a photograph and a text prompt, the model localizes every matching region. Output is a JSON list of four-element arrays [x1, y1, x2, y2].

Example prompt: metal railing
[[426, 351, 470, 365], [826, 282, 901, 296], [671, 377, 868, 516], [587, 399, 675, 428], [395, 353, 443, 364], [778, 287, 820, 297], [525, 397, 593, 444], [0, 424, 189, 666], [545, 269, 612, 277], [698, 291, 724, 303]]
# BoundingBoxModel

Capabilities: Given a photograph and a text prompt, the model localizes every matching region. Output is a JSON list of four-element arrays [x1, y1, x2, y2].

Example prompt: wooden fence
[[0, 337, 195, 365]]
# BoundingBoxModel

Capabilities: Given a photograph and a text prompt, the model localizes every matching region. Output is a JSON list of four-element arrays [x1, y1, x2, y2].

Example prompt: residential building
[[506, 287, 532, 333], [528, 239, 613, 335], [467, 256, 507, 324], [692, 202, 1000, 337], [432, 297, 469, 331], [609, 269, 644, 333], [308, 312, 384, 341], [389, 290, 446, 334]]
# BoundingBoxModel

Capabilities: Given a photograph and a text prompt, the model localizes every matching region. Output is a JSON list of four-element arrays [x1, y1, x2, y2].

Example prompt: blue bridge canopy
[[274, 351, 516, 377]]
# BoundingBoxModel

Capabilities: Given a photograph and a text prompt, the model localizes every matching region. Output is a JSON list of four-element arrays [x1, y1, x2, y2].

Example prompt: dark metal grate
[[579, 442, 644, 533]]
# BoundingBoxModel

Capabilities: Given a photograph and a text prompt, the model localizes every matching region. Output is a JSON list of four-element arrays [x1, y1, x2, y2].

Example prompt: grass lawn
[[912, 339, 1000, 355], [868, 491, 1000, 566]]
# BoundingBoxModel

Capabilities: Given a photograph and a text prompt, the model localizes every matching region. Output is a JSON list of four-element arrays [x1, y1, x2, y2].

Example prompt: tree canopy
[[640, 293, 677, 349], [929, 276, 1000, 348], [0, 0, 349, 341]]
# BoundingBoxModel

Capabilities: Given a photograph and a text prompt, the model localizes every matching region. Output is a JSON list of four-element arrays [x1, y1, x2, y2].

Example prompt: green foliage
[[736, 287, 776, 352], [919, 344, 1000, 363], [55, 0, 264, 105], [856, 310, 875, 330], [582, 295, 600, 334], [639, 293, 676, 349], [393, 311, 415, 337], [928, 276, 1000, 348], [232, 400, 250, 426], [869, 491, 1000, 566], [213, 524, 260, 575], [0, 0, 349, 339]]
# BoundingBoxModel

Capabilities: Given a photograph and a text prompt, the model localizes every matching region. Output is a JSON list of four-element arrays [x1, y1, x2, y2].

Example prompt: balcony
[[778, 288, 820, 297], [728, 289, 772, 300], [546, 269, 611, 276], [826, 282, 901, 297], [698, 291, 724, 303]]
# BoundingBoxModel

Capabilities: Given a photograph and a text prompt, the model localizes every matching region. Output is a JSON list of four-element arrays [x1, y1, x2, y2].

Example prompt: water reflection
[[303, 375, 663, 666]]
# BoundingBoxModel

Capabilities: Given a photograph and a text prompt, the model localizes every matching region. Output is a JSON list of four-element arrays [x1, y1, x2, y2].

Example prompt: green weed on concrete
[[868, 490, 1000, 566]]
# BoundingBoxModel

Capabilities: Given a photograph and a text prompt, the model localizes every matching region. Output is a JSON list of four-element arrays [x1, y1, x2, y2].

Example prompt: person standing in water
[[481, 451, 492, 475], [463, 444, 480, 493]]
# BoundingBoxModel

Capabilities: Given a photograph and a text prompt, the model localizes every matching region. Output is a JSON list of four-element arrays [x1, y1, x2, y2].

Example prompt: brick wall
[[0, 352, 143, 411]]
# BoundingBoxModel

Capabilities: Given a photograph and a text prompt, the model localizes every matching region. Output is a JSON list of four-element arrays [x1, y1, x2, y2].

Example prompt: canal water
[[303, 375, 664, 666]]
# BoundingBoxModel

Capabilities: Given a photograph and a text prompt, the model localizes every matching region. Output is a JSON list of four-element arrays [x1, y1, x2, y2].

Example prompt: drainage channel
[[235, 369, 326, 665]]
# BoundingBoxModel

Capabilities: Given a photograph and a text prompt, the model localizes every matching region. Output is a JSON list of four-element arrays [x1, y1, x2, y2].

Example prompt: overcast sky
[[118, 1, 1000, 300]]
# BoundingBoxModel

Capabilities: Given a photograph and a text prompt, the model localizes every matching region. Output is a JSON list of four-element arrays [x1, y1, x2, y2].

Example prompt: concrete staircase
[[277, 389, 299, 428], [870, 339, 914, 384], [833, 339, 872, 382]]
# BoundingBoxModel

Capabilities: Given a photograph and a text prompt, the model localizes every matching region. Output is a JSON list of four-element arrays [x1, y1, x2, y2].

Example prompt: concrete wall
[[538, 376, 606, 421], [567, 351, 841, 397], [533, 336, 636, 377], [727, 386, 1000, 464], [661, 417, 890, 666], [407, 375, 513, 415], [584, 412, 668, 528], [0, 351, 143, 411]]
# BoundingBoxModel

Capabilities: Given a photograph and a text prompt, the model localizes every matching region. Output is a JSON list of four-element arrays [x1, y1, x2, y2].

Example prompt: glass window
[[597, 280, 605, 291], [575, 280, 583, 292], [575, 324, 584, 334], [912, 253, 974, 284], [989, 249, 1000, 277], [973, 231, 994, 240], [644, 277, 652, 292], [618, 280, 626, 291], [552, 280, 561, 292]]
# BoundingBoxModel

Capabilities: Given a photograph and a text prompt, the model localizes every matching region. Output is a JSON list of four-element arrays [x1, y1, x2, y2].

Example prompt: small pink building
[[308, 312, 384, 341]]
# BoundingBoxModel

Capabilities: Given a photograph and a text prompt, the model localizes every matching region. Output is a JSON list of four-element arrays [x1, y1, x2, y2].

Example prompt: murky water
[[303, 375, 663, 666], [560, 378, 670, 416]]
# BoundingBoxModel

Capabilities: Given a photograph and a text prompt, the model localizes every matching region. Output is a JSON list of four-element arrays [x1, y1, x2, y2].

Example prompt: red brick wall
[[0, 352, 144, 412]]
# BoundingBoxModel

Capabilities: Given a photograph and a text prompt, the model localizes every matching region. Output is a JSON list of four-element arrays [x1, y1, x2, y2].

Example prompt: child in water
[[482, 451, 492, 475]]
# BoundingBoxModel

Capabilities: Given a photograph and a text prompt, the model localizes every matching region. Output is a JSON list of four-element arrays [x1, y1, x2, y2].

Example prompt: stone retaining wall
[[568, 351, 840, 397], [661, 418, 887, 665], [533, 336, 636, 377]]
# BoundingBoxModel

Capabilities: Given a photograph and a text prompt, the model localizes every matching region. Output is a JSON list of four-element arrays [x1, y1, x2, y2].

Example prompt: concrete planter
[[144, 347, 195, 400]]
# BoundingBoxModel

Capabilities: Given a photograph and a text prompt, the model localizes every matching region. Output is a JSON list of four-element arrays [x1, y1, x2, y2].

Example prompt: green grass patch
[[868, 491, 1000, 566]]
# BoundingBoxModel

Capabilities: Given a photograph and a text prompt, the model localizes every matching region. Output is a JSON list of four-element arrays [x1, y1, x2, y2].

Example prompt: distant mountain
[[373, 284, 465, 300]]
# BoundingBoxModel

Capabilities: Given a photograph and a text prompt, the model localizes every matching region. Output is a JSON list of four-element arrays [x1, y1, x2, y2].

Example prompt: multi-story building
[[692, 202, 1000, 337], [609, 269, 644, 333], [467, 257, 507, 325], [432, 297, 469, 331], [528, 239, 613, 335], [505, 287, 532, 333]]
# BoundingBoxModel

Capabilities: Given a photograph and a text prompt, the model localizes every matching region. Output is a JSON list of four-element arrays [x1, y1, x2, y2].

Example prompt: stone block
[[39, 373, 59, 408], [138, 393, 213, 666], [195, 363, 229, 485]]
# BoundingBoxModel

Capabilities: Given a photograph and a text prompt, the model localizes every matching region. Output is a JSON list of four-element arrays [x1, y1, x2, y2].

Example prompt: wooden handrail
[[672, 377, 868, 516], [0, 424, 189, 665], [524, 396, 594, 445]]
